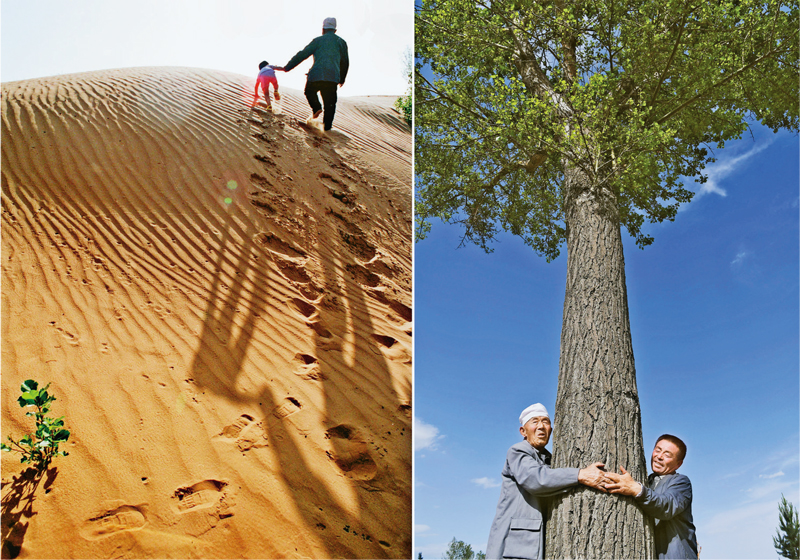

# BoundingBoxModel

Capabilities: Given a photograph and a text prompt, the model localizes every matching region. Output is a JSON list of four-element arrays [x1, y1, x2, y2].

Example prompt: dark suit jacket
[[637, 472, 698, 559]]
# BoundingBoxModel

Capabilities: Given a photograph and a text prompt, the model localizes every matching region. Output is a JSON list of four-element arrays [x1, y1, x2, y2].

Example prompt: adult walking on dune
[[278, 17, 349, 131]]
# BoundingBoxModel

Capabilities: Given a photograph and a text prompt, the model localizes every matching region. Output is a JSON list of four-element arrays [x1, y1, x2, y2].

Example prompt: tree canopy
[[416, 0, 798, 260]]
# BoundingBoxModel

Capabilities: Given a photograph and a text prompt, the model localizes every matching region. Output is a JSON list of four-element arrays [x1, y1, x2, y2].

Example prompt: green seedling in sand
[[1, 380, 70, 471]]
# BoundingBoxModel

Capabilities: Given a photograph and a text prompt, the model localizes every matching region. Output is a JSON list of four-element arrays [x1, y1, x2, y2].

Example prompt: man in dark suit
[[605, 435, 698, 559]]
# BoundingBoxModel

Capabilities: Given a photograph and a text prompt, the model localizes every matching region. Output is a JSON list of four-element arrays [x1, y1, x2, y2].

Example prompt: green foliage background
[[416, 0, 798, 259]]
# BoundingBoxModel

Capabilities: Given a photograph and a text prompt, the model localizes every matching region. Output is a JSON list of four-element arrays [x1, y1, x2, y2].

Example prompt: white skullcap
[[322, 17, 337, 30], [520, 403, 549, 426]]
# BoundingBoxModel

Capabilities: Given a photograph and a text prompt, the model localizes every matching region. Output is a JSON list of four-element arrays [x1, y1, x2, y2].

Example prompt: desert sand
[[1, 67, 411, 559]]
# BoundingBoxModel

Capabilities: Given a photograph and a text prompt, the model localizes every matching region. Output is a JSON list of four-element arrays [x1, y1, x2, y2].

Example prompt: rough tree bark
[[545, 162, 655, 558]]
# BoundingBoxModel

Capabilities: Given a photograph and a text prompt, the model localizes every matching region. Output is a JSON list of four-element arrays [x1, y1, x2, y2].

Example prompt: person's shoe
[[324, 125, 332, 131], [274, 91, 281, 101], [312, 109, 323, 119], [265, 104, 273, 112]]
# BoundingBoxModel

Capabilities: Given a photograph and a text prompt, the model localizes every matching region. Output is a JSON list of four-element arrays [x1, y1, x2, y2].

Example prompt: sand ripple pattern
[[1, 67, 411, 559]]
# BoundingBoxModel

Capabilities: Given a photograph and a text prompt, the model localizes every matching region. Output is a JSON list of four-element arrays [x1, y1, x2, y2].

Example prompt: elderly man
[[604, 435, 698, 559], [485, 403, 608, 560], [280, 17, 349, 131]]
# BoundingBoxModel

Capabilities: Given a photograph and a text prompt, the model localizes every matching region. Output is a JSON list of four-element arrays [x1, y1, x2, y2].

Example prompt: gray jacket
[[637, 472, 698, 559], [284, 31, 349, 84], [486, 441, 580, 560]]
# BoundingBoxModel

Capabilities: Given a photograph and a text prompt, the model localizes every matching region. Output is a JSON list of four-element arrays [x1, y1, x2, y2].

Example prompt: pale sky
[[1, 0, 413, 96]]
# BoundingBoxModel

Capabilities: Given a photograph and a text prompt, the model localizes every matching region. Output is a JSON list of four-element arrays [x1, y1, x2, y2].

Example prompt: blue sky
[[1, 0, 412, 96], [413, 124, 799, 559]]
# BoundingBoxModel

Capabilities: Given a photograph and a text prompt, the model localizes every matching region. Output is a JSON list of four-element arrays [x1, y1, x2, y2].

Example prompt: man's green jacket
[[284, 31, 349, 84]]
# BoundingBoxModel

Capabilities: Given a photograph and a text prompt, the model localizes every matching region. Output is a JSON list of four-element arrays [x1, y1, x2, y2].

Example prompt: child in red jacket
[[253, 61, 281, 110]]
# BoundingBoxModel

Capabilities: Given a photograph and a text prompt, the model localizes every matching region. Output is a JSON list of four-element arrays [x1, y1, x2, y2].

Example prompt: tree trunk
[[545, 163, 655, 558]]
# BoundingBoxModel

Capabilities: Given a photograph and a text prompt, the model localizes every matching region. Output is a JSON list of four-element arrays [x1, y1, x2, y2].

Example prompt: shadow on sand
[[1, 467, 58, 559], [187, 110, 407, 557]]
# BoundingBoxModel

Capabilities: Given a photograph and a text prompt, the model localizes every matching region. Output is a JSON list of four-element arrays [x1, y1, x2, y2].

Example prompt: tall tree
[[415, 0, 798, 557], [774, 494, 800, 559]]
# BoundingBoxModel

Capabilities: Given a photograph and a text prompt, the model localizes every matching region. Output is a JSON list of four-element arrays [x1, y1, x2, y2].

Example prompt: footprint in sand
[[253, 153, 277, 169], [325, 424, 378, 481], [290, 297, 317, 319], [346, 263, 381, 288], [319, 172, 357, 207], [338, 230, 376, 261], [219, 414, 268, 451], [293, 353, 326, 381], [267, 253, 323, 300], [173, 480, 229, 514], [272, 397, 302, 419], [371, 333, 412, 363], [80, 505, 146, 540], [307, 320, 341, 351], [257, 233, 306, 259], [221, 414, 255, 439], [367, 290, 413, 325], [388, 300, 412, 323]]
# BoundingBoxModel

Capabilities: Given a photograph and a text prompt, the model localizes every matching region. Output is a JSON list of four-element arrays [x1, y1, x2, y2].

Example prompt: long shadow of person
[[188, 103, 410, 557], [188, 215, 267, 403], [255, 181, 409, 556]]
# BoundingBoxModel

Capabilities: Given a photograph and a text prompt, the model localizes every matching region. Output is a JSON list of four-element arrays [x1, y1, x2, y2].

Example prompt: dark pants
[[304, 81, 338, 130]]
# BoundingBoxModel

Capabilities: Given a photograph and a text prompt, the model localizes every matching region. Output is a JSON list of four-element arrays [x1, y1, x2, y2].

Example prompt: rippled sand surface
[[1, 67, 411, 559]]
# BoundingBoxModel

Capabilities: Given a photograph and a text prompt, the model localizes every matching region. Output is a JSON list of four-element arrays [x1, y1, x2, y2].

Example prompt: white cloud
[[731, 251, 748, 266], [415, 417, 444, 452], [759, 471, 785, 479], [693, 141, 772, 201], [415, 524, 431, 534], [471, 477, 501, 489], [698, 179, 729, 198]]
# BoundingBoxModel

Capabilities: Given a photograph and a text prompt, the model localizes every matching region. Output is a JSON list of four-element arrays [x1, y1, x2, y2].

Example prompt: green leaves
[[416, 0, 799, 256], [773, 494, 800, 559], [3, 379, 70, 471]]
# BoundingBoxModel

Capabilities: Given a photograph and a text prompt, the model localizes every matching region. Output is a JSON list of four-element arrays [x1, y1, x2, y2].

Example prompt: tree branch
[[416, 71, 490, 124], [649, 11, 690, 106], [655, 44, 788, 125]]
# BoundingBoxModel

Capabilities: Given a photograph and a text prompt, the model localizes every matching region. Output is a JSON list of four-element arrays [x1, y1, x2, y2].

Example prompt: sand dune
[[1, 67, 411, 559]]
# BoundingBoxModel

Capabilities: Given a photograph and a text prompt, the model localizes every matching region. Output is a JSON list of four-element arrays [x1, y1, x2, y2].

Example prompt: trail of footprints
[[80, 477, 233, 541], [216, 404, 378, 482]]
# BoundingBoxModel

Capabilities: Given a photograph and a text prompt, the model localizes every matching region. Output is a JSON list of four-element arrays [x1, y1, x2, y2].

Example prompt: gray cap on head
[[323, 17, 337, 30]]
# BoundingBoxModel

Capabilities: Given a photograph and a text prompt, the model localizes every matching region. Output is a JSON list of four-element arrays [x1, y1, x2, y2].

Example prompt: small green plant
[[1, 379, 70, 471]]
